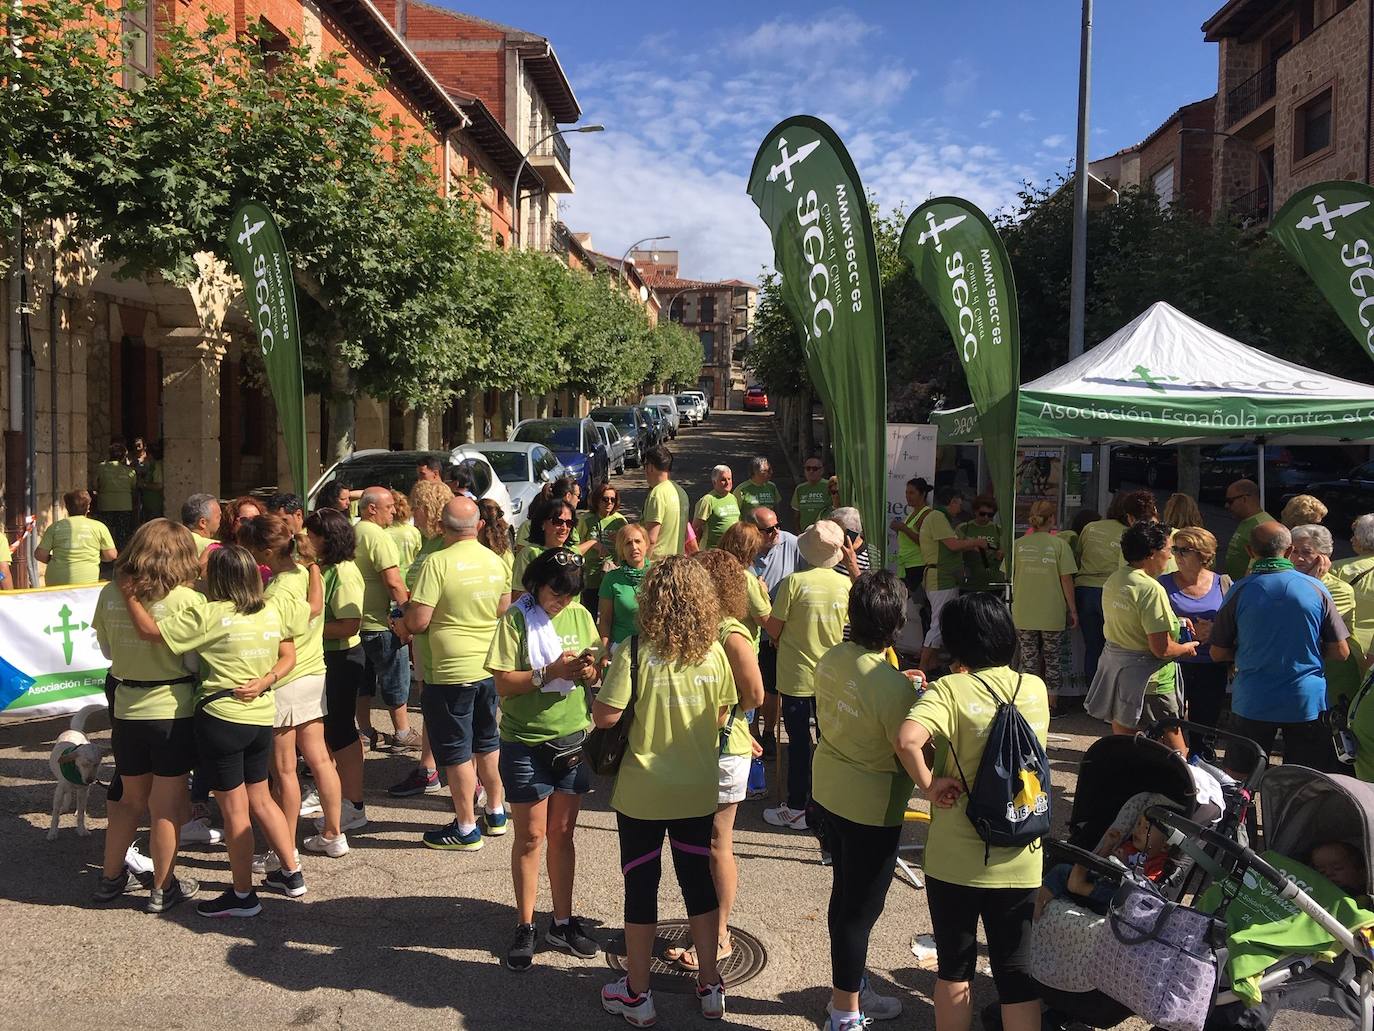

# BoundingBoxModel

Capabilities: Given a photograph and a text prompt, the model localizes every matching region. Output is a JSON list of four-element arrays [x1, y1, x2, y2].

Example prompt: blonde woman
[[719, 520, 771, 639], [593, 556, 738, 1024], [92, 519, 202, 911], [1158, 526, 1229, 743], [388, 490, 423, 582], [1011, 501, 1077, 710], [1281, 494, 1329, 529], [598, 523, 651, 649], [1162, 493, 1204, 530]]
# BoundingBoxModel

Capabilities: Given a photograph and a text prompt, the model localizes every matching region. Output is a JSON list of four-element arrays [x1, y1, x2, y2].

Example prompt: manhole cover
[[604, 921, 767, 994]]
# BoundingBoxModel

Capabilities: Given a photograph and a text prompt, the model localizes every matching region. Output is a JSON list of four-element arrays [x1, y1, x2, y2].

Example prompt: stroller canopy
[[1260, 766, 1374, 896]]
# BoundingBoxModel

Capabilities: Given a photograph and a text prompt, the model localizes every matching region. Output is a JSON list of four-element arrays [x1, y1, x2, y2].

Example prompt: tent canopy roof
[[933, 302, 1374, 445]]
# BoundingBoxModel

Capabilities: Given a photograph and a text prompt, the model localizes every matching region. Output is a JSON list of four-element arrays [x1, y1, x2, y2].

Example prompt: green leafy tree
[[646, 319, 703, 392]]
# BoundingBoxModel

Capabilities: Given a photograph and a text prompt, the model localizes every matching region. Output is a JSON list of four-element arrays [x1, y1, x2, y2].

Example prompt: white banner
[[0, 584, 109, 719], [884, 423, 937, 567]]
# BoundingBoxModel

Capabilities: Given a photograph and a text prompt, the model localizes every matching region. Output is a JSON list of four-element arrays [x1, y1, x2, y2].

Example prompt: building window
[[670, 299, 684, 322], [122, 0, 154, 88], [700, 294, 716, 323], [1295, 88, 1334, 162], [700, 330, 715, 363], [1151, 163, 1175, 206]]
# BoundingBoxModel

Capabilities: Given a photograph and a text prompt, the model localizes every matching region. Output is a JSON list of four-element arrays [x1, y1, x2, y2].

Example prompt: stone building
[[1090, 96, 1218, 218]]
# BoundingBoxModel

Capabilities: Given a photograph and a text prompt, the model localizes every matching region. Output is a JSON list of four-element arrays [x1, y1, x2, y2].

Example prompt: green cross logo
[[44, 604, 89, 665], [1132, 365, 1179, 394]]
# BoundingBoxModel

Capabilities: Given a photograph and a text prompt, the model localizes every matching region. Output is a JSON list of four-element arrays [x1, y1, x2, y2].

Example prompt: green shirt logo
[[44, 604, 90, 665]]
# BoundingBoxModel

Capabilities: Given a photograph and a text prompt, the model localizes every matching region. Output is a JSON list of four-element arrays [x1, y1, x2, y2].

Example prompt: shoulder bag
[[582, 635, 639, 775]]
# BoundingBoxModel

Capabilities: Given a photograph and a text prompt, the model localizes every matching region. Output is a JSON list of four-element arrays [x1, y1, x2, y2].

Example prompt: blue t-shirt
[[753, 530, 805, 594], [1159, 571, 1227, 663], [1211, 567, 1348, 723]]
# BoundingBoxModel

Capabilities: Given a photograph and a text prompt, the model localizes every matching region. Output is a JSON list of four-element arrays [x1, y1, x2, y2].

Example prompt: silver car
[[595, 422, 628, 475], [471, 442, 566, 531]]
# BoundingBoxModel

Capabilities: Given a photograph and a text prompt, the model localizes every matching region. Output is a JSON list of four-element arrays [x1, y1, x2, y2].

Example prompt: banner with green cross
[[0, 584, 108, 718]]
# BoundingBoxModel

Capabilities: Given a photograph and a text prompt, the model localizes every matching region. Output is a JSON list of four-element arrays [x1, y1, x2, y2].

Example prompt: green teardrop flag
[[747, 116, 888, 565], [901, 199, 1021, 578], [226, 202, 307, 494]]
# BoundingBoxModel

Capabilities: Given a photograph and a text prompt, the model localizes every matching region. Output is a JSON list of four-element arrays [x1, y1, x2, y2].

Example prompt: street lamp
[[511, 124, 604, 251], [1178, 127, 1274, 220], [618, 236, 670, 300]]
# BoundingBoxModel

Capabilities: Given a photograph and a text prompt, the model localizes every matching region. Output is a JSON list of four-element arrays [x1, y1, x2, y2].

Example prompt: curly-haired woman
[[594, 556, 739, 1024]]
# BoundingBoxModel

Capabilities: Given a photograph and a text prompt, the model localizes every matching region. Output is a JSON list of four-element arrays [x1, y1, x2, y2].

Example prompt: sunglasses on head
[[549, 549, 583, 566]]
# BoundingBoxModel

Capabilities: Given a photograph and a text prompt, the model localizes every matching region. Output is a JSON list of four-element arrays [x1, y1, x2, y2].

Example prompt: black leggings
[[616, 811, 717, 925], [925, 875, 1038, 1003], [324, 646, 366, 752], [823, 807, 902, 993]]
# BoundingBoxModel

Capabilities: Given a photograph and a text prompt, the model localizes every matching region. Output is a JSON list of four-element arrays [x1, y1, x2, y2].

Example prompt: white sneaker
[[180, 816, 223, 845], [299, 786, 323, 818], [697, 979, 726, 1020], [827, 977, 902, 1021], [317, 800, 367, 832], [762, 804, 809, 831], [124, 843, 154, 876], [302, 832, 350, 858], [251, 849, 298, 876]]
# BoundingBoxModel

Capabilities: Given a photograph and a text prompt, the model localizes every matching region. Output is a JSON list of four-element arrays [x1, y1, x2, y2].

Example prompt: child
[[1036, 805, 1176, 919], [1311, 841, 1366, 896]]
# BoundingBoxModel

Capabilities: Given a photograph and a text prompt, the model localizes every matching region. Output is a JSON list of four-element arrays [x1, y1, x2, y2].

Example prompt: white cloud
[[942, 57, 978, 107], [1017, 109, 1036, 122], [1041, 134, 1067, 149], [978, 109, 1003, 129], [725, 9, 879, 57]]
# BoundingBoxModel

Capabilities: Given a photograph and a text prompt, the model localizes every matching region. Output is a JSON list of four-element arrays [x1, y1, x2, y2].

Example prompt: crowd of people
[[28, 435, 1374, 1029]]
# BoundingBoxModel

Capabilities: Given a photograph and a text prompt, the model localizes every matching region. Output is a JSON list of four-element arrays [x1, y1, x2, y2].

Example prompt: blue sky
[[434, 1, 1221, 281]]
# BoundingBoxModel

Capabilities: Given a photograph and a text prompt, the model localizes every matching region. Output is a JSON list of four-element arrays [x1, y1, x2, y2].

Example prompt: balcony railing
[[1225, 64, 1277, 125], [553, 132, 571, 174], [1229, 184, 1271, 224]]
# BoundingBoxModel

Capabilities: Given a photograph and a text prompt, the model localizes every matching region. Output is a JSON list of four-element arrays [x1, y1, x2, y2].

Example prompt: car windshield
[[475, 449, 530, 483], [515, 421, 582, 450], [593, 409, 636, 432], [676, 395, 694, 405]]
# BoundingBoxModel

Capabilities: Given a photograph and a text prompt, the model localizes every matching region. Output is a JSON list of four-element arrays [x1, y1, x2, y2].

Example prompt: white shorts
[[273, 672, 328, 729], [718, 753, 750, 805], [924, 588, 960, 648]]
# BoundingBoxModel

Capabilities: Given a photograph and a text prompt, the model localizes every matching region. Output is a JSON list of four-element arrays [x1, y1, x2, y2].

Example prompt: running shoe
[[697, 980, 726, 1020], [506, 922, 537, 972], [389, 728, 422, 750], [762, 804, 809, 831], [422, 821, 483, 851], [388, 766, 440, 797], [545, 916, 598, 958], [316, 800, 367, 832], [179, 815, 222, 845], [91, 870, 139, 903], [827, 1016, 873, 1031], [302, 833, 350, 858], [263, 866, 307, 898], [197, 889, 261, 918], [827, 976, 902, 1021], [124, 843, 155, 888], [251, 849, 298, 875], [299, 785, 323, 817], [146, 876, 199, 914], [601, 977, 656, 1026], [479, 810, 508, 836]]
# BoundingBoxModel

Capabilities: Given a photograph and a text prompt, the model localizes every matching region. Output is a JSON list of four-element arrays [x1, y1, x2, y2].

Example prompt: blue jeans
[[782, 694, 817, 810], [359, 630, 412, 708], [1076, 587, 1106, 684]]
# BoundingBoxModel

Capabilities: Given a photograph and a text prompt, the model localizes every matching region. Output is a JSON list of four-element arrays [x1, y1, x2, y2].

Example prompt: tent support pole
[[1097, 444, 1111, 513], [1257, 440, 1266, 510]]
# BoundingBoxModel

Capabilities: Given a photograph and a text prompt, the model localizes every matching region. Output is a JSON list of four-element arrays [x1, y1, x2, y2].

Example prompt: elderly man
[[180, 492, 222, 557], [751, 507, 804, 759], [354, 485, 419, 770], [404, 496, 510, 851], [693, 464, 741, 549], [734, 456, 781, 524], [1210, 521, 1349, 770], [1221, 479, 1272, 582]]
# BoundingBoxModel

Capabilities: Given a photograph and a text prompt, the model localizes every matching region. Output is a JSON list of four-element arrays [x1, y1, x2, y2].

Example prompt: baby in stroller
[[1311, 840, 1367, 896]]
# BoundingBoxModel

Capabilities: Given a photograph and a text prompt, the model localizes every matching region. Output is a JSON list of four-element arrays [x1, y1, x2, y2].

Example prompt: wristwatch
[[531, 665, 545, 689]]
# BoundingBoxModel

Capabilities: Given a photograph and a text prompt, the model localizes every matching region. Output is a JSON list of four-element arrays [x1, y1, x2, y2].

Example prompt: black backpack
[[948, 672, 1052, 861]]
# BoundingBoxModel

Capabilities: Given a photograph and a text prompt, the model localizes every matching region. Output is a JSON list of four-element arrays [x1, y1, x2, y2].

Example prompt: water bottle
[[747, 757, 766, 797]]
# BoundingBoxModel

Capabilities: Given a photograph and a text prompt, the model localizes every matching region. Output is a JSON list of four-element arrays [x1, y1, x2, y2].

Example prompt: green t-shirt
[[1321, 571, 1364, 706], [1103, 565, 1178, 694], [718, 618, 756, 757], [745, 573, 770, 647], [693, 491, 741, 549], [1335, 553, 1374, 655], [387, 522, 423, 581], [734, 480, 781, 523], [599, 637, 737, 820], [643, 479, 689, 559], [1224, 511, 1273, 582], [95, 461, 136, 512], [792, 481, 831, 531], [577, 512, 627, 589], [192, 532, 215, 557], [353, 519, 400, 632], [958, 520, 1002, 591], [773, 566, 852, 698], [907, 666, 1051, 888], [405, 534, 446, 593], [511, 542, 577, 593], [323, 560, 364, 652], [264, 566, 325, 683], [93, 583, 202, 720], [812, 641, 920, 827], [484, 602, 600, 744], [40, 515, 115, 586], [1011, 531, 1077, 632], [1075, 519, 1126, 588], [1057, 529, 1079, 562], [919, 510, 962, 592], [897, 506, 931, 575], [158, 598, 300, 726], [411, 538, 509, 684], [599, 563, 649, 644]]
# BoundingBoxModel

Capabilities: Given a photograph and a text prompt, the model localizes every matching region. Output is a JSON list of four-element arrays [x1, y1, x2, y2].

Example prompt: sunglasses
[[1171, 546, 1197, 556], [1223, 494, 1248, 506], [549, 549, 584, 566], [548, 517, 574, 528], [805, 465, 822, 472], [976, 510, 995, 518], [599, 496, 618, 504], [760, 524, 779, 535]]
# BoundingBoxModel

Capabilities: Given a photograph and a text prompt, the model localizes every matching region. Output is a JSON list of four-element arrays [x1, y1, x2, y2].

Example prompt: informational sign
[[1014, 447, 1063, 531], [885, 423, 937, 567], [0, 584, 108, 718]]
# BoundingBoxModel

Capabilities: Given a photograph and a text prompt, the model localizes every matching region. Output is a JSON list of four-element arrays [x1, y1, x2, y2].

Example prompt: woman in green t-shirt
[[386, 491, 423, 582], [897, 592, 1051, 1031], [578, 483, 628, 612], [511, 497, 582, 600], [1075, 490, 1157, 688], [122, 545, 305, 918], [92, 519, 203, 911], [592, 557, 738, 1025], [37, 489, 117, 586], [598, 523, 650, 649], [814, 572, 922, 1030], [485, 548, 602, 973], [478, 498, 515, 591], [1011, 501, 1078, 712]]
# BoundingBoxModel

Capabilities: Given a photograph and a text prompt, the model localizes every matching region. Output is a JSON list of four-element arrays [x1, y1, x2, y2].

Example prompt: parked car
[[1200, 443, 1349, 510], [589, 405, 652, 467], [675, 393, 705, 425], [472, 441, 565, 530], [744, 386, 769, 411], [308, 448, 512, 518], [510, 417, 609, 498], [1107, 445, 1178, 491], [681, 389, 710, 419], [643, 394, 681, 437], [595, 422, 628, 475], [637, 404, 666, 449], [1287, 460, 1374, 534]]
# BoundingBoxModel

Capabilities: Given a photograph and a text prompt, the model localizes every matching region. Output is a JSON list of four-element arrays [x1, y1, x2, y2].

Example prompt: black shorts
[[111, 715, 197, 778], [194, 711, 273, 792], [421, 678, 500, 766], [925, 875, 1038, 1002], [759, 639, 779, 695], [324, 646, 366, 752]]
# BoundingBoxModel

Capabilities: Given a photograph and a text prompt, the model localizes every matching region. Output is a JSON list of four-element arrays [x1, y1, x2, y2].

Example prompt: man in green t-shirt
[[734, 457, 782, 524], [641, 445, 689, 559], [354, 486, 418, 753], [957, 496, 1003, 592], [180, 493, 222, 562], [1222, 479, 1272, 582], [791, 458, 831, 531], [405, 497, 511, 851], [917, 488, 990, 674], [94, 442, 137, 549], [693, 464, 742, 549]]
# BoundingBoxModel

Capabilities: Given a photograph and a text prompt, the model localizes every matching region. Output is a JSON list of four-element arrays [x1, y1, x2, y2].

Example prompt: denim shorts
[[498, 735, 590, 804], [359, 629, 411, 708], [421, 678, 500, 766]]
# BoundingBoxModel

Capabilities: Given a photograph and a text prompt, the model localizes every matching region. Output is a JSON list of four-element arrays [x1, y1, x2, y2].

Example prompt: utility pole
[[1069, 0, 1092, 360]]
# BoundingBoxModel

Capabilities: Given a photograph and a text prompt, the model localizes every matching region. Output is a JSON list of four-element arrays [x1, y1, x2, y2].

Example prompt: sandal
[[676, 937, 733, 971], [661, 944, 691, 963]]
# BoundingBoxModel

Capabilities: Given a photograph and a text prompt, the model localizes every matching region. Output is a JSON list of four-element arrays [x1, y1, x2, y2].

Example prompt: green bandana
[[1250, 558, 1295, 573], [618, 560, 651, 588]]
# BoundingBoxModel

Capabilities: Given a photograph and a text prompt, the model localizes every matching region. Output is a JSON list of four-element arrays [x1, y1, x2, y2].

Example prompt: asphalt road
[[0, 413, 1349, 1031]]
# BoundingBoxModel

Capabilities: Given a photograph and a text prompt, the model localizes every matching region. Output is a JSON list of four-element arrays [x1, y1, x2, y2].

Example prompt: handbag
[[582, 636, 638, 775]]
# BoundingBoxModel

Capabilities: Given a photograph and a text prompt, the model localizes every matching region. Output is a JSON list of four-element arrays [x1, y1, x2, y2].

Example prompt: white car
[[471, 441, 566, 530], [595, 422, 628, 475], [675, 393, 705, 425], [307, 447, 513, 522], [681, 389, 710, 419], [643, 394, 681, 437]]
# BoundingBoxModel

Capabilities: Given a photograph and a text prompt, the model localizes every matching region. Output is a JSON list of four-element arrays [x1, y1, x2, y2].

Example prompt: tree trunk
[[537, 395, 550, 419], [326, 347, 354, 464], [413, 408, 430, 451]]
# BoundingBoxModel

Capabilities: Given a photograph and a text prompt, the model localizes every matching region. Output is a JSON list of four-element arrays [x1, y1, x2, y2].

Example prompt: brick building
[[1089, 96, 1218, 218]]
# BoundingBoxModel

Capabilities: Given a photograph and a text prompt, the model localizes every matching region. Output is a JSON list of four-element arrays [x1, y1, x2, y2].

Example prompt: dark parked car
[[1108, 445, 1178, 491], [636, 404, 666, 449], [1290, 460, 1374, 533], [589, 405, 652, 468], [510, 417, 609, 498], [1200, 444, 1349, 510]]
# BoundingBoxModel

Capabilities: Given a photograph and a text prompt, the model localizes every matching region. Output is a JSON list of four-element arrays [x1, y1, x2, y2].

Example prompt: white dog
[[47, 704, 106, 840]]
